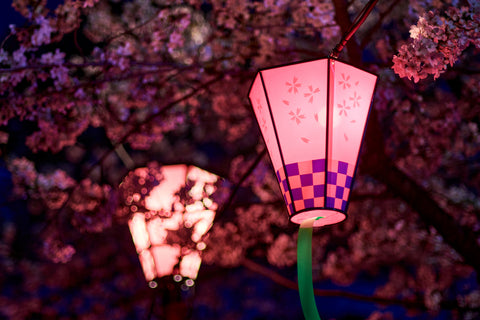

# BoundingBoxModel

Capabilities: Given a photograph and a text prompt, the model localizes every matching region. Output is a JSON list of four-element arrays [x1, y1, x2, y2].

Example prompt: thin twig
[[74, 28, 85, 58], [218, 147, 267, 217]]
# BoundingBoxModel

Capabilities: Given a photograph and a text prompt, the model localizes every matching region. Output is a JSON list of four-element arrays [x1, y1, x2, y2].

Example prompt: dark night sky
[[0, 2, 23, 37], [0, 1, 63, 38]]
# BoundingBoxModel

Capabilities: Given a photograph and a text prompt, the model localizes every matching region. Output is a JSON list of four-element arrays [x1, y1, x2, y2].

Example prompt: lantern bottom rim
[[290, 209, 346, 227]]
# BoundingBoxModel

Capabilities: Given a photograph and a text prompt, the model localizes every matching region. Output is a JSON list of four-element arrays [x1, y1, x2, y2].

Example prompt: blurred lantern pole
[[248, 1, 378, 317], [127, 165, 219, 286]]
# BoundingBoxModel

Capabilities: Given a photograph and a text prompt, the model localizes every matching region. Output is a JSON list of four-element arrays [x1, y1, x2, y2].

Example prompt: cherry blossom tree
[[0, 0, 479, 319]]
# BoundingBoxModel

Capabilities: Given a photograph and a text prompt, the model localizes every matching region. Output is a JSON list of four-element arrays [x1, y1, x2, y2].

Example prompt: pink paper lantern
[[249, 58, 377, 227], [125, 165, 219, 282]]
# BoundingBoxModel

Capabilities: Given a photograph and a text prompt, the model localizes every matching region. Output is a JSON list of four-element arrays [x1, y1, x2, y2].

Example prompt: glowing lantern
[[125, 165, 219, 284], [248, 58, 377, 227], [249, 58, 377, 319]]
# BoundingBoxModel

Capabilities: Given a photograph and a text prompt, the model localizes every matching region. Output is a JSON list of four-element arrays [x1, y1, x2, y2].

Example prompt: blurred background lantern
[[120, 164, 220, 287], [249, 58, 377, 227]]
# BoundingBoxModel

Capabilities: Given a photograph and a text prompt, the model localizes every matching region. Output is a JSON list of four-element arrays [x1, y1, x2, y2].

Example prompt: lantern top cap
[[251, 57, 377, 79]]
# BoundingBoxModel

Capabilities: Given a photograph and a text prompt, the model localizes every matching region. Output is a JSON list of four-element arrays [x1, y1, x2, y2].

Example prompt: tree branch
[[243, 258, 421, 310], [372, 162, 480, 278], [242, 258, 480, 311], [217, 147, 267, 217]]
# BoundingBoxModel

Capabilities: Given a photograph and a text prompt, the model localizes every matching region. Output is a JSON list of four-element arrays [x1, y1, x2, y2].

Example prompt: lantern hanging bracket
[[330, 0, 379, 59]]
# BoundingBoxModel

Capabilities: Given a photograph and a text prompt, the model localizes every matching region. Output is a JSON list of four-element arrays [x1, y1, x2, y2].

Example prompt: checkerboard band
[[276, 168, 294, 215], [326, 160, 354, 211], [276, 159, 354, 215]]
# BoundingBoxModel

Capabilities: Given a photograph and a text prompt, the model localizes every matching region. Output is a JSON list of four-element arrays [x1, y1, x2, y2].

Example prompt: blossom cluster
[[6, 156, 118, 258], [393, 6, 480, 82]]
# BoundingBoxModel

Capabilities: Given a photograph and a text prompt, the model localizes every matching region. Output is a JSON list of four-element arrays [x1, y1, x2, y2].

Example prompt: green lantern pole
[[297, 217, 323, 320]]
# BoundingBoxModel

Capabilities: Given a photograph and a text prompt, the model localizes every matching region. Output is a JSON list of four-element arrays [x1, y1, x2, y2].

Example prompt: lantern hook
[[330, 0, 379, 59]]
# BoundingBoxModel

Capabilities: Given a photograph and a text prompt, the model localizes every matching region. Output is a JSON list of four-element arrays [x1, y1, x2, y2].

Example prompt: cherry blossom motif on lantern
[[289, 108, 306, 124], [304, 85, 321, 103], [260, 117, 268, 133], [338, 73, 351, 89], [286, 77, 301, 94], [255, 98, 263, 114], [349, 91, 361, 108], [255, 100, 268, 131], [337, 100, 351, 117], [249, 58, 377, 227]]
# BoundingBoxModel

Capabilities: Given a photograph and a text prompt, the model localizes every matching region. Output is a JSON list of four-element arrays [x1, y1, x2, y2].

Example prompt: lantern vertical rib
[[343, 76, 378, 215], [259, 72, 296, 214], [324, 58, 332, 210]]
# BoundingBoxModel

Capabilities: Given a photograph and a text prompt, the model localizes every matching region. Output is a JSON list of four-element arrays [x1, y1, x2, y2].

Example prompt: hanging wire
[[330, 0, 379, 58]]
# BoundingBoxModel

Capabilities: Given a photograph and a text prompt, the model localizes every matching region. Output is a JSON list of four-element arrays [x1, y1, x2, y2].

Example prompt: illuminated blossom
[[393, 7, 480, 82], [267, 233, 296, 267], [7, 157, 38, 197], [40, 49, 65, 65], [31, 16, 55, 46], [43, 237, 76, 263], [70, 179, 115, 233], [37, 170, 76, 210], [12, 47, 27, 67]]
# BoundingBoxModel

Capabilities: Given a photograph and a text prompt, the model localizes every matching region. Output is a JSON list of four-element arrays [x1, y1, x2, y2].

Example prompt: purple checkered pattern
[[276, 159, 354, 215], [326, 160, 354, 211]]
